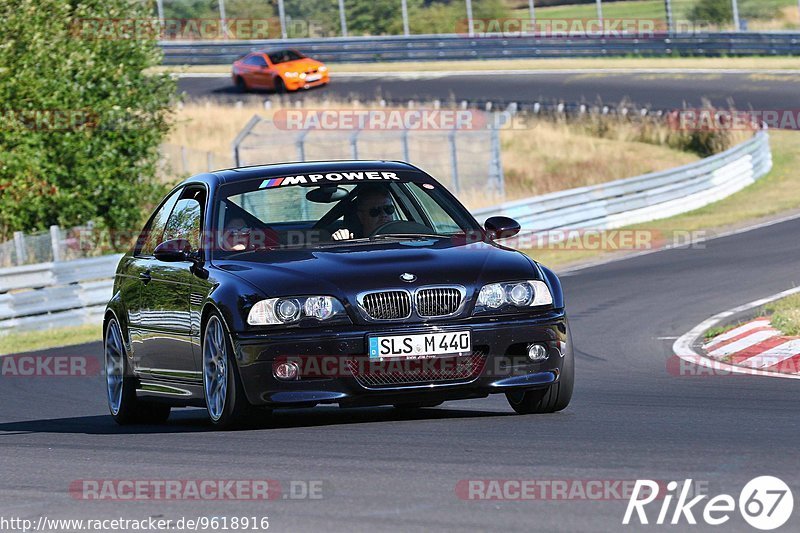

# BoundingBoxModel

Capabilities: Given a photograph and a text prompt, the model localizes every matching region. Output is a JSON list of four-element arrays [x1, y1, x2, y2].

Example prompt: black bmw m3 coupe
[[104, 160, 573, 428]]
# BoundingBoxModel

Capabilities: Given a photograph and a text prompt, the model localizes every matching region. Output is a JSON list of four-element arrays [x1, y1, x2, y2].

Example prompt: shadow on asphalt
[[208, 83, 329, 98], [0, 405, 514, 435]]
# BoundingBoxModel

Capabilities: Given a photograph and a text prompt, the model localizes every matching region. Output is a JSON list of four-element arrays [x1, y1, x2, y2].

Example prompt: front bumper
[[233, 310, 570, 408], [285, 74, 329, 91]]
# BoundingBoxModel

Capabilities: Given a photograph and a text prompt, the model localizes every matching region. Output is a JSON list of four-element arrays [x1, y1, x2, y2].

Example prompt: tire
[[234, 76, 248, 93], [505, 329, 574, 414], [274, 77, 286, 94], [203, 313, 260, 429], [105, 318, 171, 425], [393, 402, 443, 410]]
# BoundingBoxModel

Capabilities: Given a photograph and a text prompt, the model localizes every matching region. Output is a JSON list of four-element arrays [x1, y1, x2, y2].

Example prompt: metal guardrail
[[0, 131, 773, 335], [472, 130, 772, 230], [0, 255, 122, 334], [160, 32, 800, 64]]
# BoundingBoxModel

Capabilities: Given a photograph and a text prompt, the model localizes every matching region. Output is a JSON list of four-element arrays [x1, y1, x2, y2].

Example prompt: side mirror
[[484, 216, 521, 240], [154, 239, 194, 262]]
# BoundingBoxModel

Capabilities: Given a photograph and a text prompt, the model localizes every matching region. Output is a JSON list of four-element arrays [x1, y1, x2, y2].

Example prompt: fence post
[[296, 128, 313, 161], [207, 151, 214, 171], [50, 225, 62, 262], [277, 0, 288, 39], [490, 127, 505, 198], [350, 129, 361, 159], [337, 0, 348, 37], [449, 129, 460, 194], [231, 115, 263, 167], [13, 231, 27, 266], [401, 130, 410, 162]]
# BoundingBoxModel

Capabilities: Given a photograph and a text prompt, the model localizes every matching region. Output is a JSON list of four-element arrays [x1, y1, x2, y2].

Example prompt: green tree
[[0, 0, 175, 242], [688, 0, 733, 24]]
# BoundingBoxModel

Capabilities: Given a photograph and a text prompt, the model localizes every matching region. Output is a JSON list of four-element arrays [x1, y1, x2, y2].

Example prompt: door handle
[[139, 271, 152, 284]]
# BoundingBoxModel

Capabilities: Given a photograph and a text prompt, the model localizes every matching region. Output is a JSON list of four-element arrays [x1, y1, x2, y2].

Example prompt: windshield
[[268, 50, 305, 64], [212, 172, 478, 260]]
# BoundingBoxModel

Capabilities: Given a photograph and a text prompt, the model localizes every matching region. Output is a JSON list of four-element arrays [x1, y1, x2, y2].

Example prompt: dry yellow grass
[[166, 100, 700, 209], [500, 118, 699, 199]]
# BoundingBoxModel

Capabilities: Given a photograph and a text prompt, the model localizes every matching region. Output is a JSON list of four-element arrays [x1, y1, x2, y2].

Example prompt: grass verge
[[763, 294, 800, 336], [152, 56, 800, 76], [0, 323, 102, 356]]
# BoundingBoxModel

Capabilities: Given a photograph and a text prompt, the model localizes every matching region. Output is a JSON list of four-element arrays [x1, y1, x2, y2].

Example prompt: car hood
[[275, 58, 323, 73], [215, 238, 540, 300]]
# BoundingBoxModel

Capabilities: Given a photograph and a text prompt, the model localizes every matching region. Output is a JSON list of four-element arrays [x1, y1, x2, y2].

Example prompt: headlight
[[248, 296, 347, 325], [474, 280, 552, 314], [284, 71, 299, 78], [319, 65, 328, 72]]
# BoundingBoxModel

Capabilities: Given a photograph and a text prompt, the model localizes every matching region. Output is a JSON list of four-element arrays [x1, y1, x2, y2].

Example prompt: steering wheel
[[369, 220, 432, 236]]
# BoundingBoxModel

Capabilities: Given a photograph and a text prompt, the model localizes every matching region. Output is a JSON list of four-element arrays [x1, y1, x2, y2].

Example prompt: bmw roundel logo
[[400, 273, 417, 282]]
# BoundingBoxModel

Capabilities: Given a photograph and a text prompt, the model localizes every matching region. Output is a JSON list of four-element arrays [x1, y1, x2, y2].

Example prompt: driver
[[332, 185, 397, 240]]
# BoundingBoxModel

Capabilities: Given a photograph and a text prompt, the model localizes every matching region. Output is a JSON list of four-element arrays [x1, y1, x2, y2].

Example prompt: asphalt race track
[[178, 71, 800, 111], [2, 216, 799, 532]]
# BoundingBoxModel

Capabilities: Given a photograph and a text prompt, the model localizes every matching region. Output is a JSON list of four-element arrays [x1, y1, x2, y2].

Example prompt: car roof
[[179, 160, 433, 188]]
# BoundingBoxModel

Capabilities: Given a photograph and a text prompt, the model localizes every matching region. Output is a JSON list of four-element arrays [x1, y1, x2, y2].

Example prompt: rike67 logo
[[623, 477, 794, 530]]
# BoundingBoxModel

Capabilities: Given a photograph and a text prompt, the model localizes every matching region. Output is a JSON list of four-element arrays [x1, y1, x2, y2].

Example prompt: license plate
[[306, 74, 322, 82], [368, 331, 471, 359]]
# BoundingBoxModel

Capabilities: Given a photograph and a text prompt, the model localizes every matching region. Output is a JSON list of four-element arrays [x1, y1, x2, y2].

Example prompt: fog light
[[274, 361, 299, 380], [527, 344, 548, 362]]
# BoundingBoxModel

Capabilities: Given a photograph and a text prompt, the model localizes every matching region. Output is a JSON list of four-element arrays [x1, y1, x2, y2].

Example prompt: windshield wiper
[[369, 233, 448, 241]]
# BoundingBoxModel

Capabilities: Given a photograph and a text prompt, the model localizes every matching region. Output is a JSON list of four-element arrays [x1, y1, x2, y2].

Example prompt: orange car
[[232, 49, 329, 93]]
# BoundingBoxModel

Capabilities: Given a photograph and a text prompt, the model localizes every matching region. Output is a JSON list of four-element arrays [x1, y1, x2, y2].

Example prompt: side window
[[245, 55, 267, 67], [136, 188, 182, 257], [407, 184, 462, 234], [162, 188, 205, 253]]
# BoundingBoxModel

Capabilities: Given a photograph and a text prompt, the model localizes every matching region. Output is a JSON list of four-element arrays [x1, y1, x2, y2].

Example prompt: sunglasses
[[365, 205, 396, 218]]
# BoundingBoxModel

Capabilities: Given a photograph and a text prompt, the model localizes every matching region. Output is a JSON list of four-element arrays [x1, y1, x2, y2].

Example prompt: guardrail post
[[49, 225, 62, 262], [13, 232, 27, 266], [401, 130, 410, 162], [449, 129, 460, 194]]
